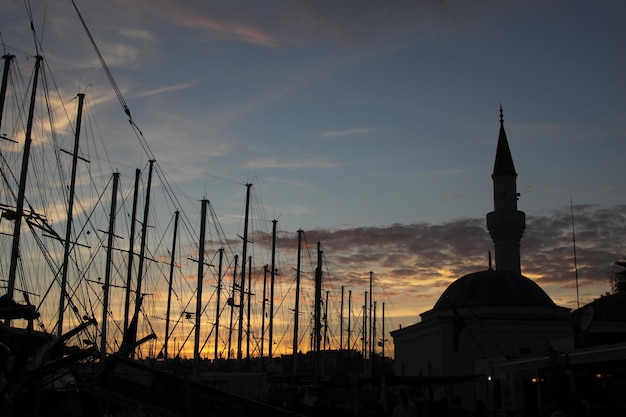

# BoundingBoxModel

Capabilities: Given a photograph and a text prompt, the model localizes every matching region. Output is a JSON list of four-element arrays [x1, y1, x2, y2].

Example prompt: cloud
[[133, 80, 199, 99], [244, 157, 339, 169], [319, 127, 388, 138], [210, 204, 626, 330]]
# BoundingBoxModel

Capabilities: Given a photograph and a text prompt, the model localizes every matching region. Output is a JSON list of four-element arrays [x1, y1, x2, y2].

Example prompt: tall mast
[[7, 55, 42, 311], [0, 54, 15, 133], [340, 286, 345, 351], [373, 301, 377, 361], [369, 272, 373, 362], [268, 219, 277, 359], [227, 255, 238, 360], [214, 247, 223, 363], [369, 271, 374, 377], [194, 199, 208, 365], [100, 172, 119, 358], [313, 242, 322, 379], [123, 168, 140, 334], [129, 160, 155, 355], [237, 183, 252, 362], [261, 264, 268, 360], [164, 210, 180, 360], [323, 290, 329, 351], [362, 296, 367, 378], [135, 160, 154, 315], [347, 290, 351, 354], [292, 229, 302, 374], [381, 303, 385, 360], [246, 256, 252, 367], [58, 92, 85, 337]]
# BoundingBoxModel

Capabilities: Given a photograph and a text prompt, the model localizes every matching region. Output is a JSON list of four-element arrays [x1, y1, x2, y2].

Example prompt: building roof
[[571, 290, 626, 323], [433, 269, 557, 310]]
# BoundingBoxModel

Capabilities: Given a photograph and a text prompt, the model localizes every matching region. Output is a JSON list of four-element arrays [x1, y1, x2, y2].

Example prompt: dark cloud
[[211, 204, 626, 327]]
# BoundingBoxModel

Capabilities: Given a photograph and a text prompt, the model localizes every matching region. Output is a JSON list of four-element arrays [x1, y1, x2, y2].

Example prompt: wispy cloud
[[244, 157, 339, 169], [133, 80, 199, 99], [319, 127, 388, 138]]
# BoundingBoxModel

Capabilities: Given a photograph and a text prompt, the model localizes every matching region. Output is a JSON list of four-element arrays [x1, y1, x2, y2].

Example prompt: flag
[[452, 306, 465, 353]]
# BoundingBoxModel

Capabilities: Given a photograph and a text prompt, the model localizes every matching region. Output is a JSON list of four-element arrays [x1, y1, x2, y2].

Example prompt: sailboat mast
[[363, 292, 367, 377], [123, 168, 140, 333], [100, 172, 119, 358], [130, 160, 155, 355], [237, 183, 252, 362], [347, 290, 352, 353], [369, 271, 373, 364], [313, 242, 322, 378], [340, 286, 344, 351], [369, 271, 374, 377], [268, 219, 277, 359], [194, 199, 208, 365], [373, 301, 377, 360], [292, 229, 302, 374], [227, 255, 238, 360], [214, 247, 223, 363], [246, 256, 252, 367], [164, 210, 180, 360], [261, 264, 268, 359], [58, 92, 85, 337], [6, 55, 42, 310], [0, 54, 15, 133], [135, 160, 154, 312], [381, 303, 385, 360], [323, 290, 329, 351]]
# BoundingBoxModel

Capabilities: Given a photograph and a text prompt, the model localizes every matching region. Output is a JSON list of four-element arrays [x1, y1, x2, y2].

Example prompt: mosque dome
[[433, 269, 556, 310]]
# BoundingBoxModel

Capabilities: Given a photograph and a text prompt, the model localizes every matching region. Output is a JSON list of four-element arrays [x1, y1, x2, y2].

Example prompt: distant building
[[391, 108, 574, 413]]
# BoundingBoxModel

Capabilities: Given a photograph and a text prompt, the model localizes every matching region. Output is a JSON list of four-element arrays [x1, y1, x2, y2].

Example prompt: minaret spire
[[486, 106, 526, 274]]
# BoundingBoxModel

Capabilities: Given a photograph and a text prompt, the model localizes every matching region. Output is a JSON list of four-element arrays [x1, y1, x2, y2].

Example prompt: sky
[[1, 1, 625, 357]]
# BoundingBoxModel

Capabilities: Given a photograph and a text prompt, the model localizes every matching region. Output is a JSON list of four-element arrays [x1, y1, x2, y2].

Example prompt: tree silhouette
[[609, 257, 626, 293]]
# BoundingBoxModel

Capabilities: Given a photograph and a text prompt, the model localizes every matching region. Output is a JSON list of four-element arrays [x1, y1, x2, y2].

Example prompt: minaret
[[486, 106, 526, 274]]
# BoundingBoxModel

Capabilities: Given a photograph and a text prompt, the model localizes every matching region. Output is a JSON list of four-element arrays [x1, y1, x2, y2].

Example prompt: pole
[[323, 290, 329, 351], [292, 229, 302, 374], [123, 168, 140, 334], [369, 271, 373, 363], [261, 264, 268, 360], [347, 290, 352, 354], [100, 172, 119, 358], [194, 199, 208, 365], [246, 256, 252, 367], [237, 183, 252, 362], [268, 219, 277, 359], [227, 255, 238, 360], [59, 92, 85, 336], [164, 211, 179, 360], [130, 160, 155, 355], [0, 54, 15, 133], [7, 56, 42, 308], [314, 242, 322, 379], [214, 247, 223, 362]]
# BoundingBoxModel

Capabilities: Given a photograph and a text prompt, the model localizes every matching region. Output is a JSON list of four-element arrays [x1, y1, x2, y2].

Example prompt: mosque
[[390, 109, 626, 415]]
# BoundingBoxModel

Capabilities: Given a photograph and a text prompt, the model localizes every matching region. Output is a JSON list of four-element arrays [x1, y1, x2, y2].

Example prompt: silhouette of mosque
[[391, 108, 626, 416]]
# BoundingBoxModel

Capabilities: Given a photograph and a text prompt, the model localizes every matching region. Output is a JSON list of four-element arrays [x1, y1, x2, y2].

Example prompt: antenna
[[571, 198, 580, 309]]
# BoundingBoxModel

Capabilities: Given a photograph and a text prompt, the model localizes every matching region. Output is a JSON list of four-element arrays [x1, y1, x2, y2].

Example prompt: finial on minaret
[[499, 104, 504, 125]]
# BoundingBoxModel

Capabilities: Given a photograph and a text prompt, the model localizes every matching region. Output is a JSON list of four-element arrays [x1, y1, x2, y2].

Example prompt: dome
[[433, 269, 556, 310]]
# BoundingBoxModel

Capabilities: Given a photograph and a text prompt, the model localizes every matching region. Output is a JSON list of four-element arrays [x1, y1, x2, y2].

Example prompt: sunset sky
[[1, 1, 625, 357]]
